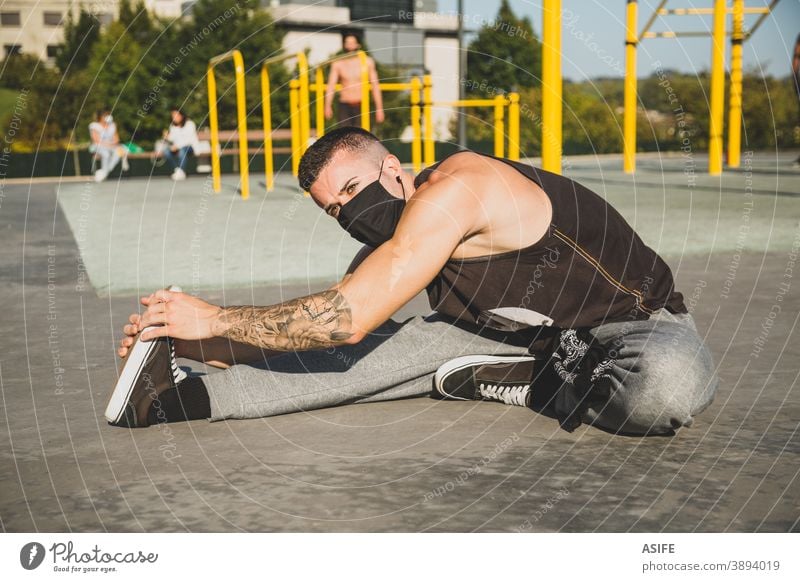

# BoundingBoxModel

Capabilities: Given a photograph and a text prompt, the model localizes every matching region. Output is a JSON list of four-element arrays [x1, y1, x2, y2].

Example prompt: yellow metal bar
[[745, 0, 781, 40], [309, 82, 414, 92], [206, 50, 248, 199], [728, 0, 744, 168], [508, 92, 520, 161], [423, 75, 434, 166], [297, 52, 310, 155], [315, 67, 325, 139], [289, 79, 300, 177], [374, 83, 413, 91], [308, 82, 411, 91], [708, 0, 726, 175], [410, 77, 422, 172], [433, 99, 499, 107], [493, 94, 505, 158], [231, 51, 249, 199], [639, 0, 667, 39], [643, 31, 713, 38], [260, 62, 274, 192], [208, 50, 240, 68], [623, 0, 638, 174], [206, 64, 221, 193], [261, 52, 308, 193], [658, 7, 770, 15], [542, 0, 562, 174], [358, 50, 370, 131]]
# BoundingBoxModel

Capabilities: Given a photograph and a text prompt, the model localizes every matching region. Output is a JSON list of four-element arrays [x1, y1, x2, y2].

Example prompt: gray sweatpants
[[203, 309, 719, 435]]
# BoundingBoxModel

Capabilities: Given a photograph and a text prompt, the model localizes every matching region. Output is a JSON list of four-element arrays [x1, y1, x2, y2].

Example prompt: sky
[[436, 0, 800, 80]]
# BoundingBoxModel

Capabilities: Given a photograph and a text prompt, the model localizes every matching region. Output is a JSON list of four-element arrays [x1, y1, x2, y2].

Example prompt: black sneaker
[[105, 330, 187, 428], [433, 355, 537, 407]]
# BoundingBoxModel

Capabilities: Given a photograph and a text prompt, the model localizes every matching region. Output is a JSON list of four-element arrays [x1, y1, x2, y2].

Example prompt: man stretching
[[106, 127, 718, 435]]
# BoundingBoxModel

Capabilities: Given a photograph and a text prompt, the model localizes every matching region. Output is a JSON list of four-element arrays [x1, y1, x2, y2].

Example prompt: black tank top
[[415, 152, 687, 330]]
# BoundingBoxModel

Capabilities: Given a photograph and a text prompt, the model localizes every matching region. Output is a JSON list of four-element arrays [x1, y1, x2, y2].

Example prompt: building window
[[46, 45, 62, 59], [0, 12, 22, 26], [44, 11, 63, 26], [337, 0, 414, 24], [4, 45, 22, 57]]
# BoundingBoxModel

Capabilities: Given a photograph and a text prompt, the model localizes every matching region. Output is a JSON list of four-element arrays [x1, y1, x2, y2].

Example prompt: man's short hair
[[298, 127, 386, 192], [342, 32, 361, 44]]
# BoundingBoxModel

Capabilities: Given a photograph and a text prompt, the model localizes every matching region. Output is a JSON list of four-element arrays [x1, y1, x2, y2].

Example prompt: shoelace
[[168, 338, 187, 385], [478, 383, 530, 406]]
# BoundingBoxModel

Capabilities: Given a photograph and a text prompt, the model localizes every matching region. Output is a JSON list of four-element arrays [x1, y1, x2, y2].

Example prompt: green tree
[[118, 0, 156, 46], [56, 10, 101, 73], [466, 0, 541, 93]]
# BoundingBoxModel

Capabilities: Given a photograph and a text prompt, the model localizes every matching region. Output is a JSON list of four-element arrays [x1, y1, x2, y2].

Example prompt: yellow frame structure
[[423, 79, 521, 166], [207, 49, 249, 199], [541, 0, 562, 174], [623, 0, 779, 175], [261, 52, 310, 191]]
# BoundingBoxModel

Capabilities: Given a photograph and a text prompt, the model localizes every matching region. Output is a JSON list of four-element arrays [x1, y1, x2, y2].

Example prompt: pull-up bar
[[207, 49, 249, 199], [260, 52, 310, 191], [623, 0, 780, 175]]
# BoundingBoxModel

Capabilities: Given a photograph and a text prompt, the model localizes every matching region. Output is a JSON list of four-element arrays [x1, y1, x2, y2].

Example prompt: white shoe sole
[[104, 327, 160, 423], [433, 354, 537, 400], [104, 285, 183, 424]]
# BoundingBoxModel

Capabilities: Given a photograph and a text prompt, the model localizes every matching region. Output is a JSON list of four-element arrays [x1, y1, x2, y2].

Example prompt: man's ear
[[382, 154, 403, 181]]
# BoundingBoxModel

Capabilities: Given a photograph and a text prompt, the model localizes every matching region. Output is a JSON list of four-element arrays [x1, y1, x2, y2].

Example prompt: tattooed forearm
[[212, 289, 354, 351]]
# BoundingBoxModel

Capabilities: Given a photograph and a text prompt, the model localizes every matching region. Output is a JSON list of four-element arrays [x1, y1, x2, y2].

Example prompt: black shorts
[[337, 101, 362, 128]]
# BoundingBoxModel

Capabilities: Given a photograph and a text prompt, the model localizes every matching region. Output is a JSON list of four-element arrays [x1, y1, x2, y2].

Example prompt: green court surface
[[55, 152, 800, 297]]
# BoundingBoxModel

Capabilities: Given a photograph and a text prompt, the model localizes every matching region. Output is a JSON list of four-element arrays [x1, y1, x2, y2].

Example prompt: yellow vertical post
[[296, 52, 310, 153], [358, 50, 370, 132], [493, 95, 506, 157], [542, 0, 562, 174], [727, 0, 744, 168], [206, 65, 221, 193], [623, 0, 638, 174], [423, 75, 435, 166], [315, 67, 325, 139], [410, 77, 422, 172], [708, 0, 726, 176], [260, 63, 274, 192], [289, 79, 300, 177], [232, 50, 249, 199], [508, 92, 520, 161]]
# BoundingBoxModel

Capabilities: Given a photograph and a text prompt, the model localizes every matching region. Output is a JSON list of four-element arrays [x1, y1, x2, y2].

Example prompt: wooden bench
[[196, 128, 297, 156], [75, 128, 301, 175]]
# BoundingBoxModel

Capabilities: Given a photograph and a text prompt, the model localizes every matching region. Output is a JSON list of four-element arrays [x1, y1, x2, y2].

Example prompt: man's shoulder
[[433, 151, 503, 184]]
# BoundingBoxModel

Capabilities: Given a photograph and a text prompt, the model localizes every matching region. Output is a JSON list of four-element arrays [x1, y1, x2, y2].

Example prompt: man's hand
[[375, 108, 385, 124], [137, 289, 222, 342], [324, 104, 333, 120]]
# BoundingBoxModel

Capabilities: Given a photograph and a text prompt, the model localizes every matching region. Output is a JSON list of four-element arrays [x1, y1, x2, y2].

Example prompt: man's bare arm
[[213, 289, 355, 351], [325, 62, 340, 110]]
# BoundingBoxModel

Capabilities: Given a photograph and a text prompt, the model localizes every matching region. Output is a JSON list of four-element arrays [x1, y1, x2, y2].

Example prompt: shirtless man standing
[[324, 33, 385, 128], [106, 127, 718, 436]]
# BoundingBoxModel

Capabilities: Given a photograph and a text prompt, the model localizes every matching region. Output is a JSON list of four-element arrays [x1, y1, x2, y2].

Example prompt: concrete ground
[[1, 152, 798, 532]]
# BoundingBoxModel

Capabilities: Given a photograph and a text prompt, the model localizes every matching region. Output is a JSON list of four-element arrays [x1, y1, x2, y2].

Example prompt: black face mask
[[336, 161, 406, 247]]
